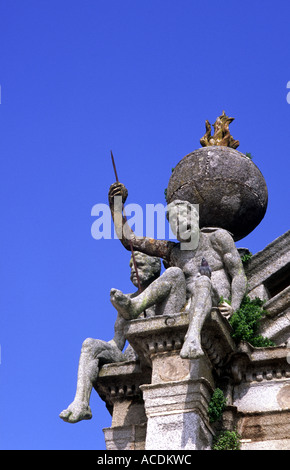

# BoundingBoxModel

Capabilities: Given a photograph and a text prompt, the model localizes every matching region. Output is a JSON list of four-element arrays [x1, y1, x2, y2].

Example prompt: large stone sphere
[[166, 146, 268, 241]]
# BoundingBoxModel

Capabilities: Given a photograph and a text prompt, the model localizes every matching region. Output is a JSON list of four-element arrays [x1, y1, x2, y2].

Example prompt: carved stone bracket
[[94, 360, 151, 417], [125, 308, 236, 373], [227, 342, 290, 385]]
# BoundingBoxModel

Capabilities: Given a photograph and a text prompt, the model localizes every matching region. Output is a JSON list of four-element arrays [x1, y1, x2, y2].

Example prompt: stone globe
[[166, 146, 268, 241]]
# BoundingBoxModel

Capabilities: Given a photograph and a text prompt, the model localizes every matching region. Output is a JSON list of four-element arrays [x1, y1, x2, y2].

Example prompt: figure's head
[[129, 251, 161, 287], [166, 200, 199, 248]]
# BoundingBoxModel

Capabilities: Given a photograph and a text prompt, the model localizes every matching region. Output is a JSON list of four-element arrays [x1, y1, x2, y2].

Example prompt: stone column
[[125, 310, 235, 450], [141, 356, 214, 450], [95, 360, 151, 450], [96, 309, 236, 450]]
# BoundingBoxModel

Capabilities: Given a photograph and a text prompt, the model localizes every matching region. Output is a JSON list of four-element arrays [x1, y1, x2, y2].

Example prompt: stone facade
[[95, 230, 290, 450]]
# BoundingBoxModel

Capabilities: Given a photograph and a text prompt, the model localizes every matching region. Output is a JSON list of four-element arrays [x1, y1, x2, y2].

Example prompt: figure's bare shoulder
[[207, 228, 236, 253], [208, 228, 243, 274]]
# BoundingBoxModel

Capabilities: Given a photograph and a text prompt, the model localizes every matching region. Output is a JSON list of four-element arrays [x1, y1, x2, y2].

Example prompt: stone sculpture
[[109, 184, 247, 359], [62, 113, 290, 450], [200, 110, 239, 149], [166, 149, 268, 241], [59, 251, 161, 423]]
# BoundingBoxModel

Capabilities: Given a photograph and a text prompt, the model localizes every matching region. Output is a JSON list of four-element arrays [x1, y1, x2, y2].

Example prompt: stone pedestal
[[94, 361, 151, 450], [96, 309, 235, 450], [141, 375, 213, 450], [126, 312, 222, 450], [96, 310, 290, 450], [96, 311, 290, 450]]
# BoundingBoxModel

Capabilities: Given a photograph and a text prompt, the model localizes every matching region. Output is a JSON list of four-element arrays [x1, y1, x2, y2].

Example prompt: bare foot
[[110, 289, 134, 319], [59, 401, 92, 423], [180, 337, 204, 359]]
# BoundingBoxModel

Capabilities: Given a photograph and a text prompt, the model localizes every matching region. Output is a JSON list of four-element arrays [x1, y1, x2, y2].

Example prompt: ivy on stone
[[229, 296, 275, 347], [208, 388, 227, 423], [212, 430, 241, 450]]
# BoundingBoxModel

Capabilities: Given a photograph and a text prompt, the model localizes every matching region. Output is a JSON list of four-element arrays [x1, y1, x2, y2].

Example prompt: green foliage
[[209, 390, 241, 450], [245, 152, 253, 160], [248, 334, 275, 347], [241, 252, 252, 265], [212, 430, 241, 450], [208, 388, 227, 423], [229, 296, 275, 347], [219, 296, 231, 305]]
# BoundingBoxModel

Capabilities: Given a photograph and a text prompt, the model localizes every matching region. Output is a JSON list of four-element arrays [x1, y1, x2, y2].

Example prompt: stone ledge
[[263, 285, 290, 318], [241, 439, 290, 450], [98, 359, 143, 378], [228, 341, 290, 384], [140, 377, 213, 420], [125, 308, 236, 370], [245, 230, 290, 292], [94, 360, 151, 410], [237, 408, 290, 443], [258, 286, 290, 345], [237, 341, 289, 363]]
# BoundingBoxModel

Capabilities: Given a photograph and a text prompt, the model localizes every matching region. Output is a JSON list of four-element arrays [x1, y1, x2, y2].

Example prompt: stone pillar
[[95, 361, 151, 450], [125, 310, 235, 450], [141, 359, 214, 450], [96, 310, 236, 451]]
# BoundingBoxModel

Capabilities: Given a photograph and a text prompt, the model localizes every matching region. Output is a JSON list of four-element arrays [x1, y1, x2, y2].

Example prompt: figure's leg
[[60, 338, 106, 423], [110, 267, 186, 319], [180, 275, 212, 359]]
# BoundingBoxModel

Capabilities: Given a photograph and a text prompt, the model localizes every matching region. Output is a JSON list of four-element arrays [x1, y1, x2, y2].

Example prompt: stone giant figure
[[59, 252, 164, 424], [109, 182, 247, 359]]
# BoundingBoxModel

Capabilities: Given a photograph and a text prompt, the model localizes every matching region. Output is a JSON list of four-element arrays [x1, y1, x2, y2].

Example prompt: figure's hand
[[108, 182, 128, 206], [110, 288, 133, 320], [218, 301, 234, 320]]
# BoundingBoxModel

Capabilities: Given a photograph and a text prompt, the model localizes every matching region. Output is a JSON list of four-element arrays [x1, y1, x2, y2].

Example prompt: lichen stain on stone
[[277, 384, 290, 409]]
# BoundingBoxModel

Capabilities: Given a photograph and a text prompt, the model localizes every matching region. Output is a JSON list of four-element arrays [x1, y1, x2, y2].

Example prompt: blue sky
[[0, 0, 289, 450]]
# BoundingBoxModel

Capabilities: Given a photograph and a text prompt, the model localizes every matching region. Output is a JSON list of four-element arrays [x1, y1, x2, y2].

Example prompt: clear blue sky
[[0, 0, 289, 450]]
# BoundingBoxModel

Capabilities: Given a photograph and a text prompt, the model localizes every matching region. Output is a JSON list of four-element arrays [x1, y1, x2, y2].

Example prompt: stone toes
[[59, 409, 71, 421]]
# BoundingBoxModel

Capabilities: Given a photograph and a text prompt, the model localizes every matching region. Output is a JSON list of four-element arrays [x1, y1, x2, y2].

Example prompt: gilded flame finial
[[200, 111, 239, 149]]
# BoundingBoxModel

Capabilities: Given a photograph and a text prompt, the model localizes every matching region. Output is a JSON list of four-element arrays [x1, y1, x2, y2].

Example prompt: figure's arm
[[108, 182, 174, 261], [108, 311, 127, 351], [213, 230, 247, 312]]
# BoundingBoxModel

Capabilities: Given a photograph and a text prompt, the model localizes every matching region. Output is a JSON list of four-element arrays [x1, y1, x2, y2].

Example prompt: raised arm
[[108, 182, 174, 261]]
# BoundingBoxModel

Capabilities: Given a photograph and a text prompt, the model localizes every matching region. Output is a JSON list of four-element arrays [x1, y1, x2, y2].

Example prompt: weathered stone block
[[141, 378, 214, 450]]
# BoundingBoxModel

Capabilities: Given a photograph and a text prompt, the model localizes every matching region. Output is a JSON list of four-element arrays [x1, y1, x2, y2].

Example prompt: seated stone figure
[[109, 182, 247, 360], [59, 251, 164, 424]]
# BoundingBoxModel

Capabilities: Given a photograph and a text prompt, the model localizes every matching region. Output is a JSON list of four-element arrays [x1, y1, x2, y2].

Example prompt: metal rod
[[111, 150, 119, 182], [110, 151, 143, 293]]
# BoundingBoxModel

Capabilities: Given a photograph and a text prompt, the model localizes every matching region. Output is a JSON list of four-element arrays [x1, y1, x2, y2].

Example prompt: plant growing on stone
[[219, 296, 231, 305], [229, 296, 275, 347], [241, 251, 252, 265], [208, 388, 227, 423], [212, 430, 241, 450]]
